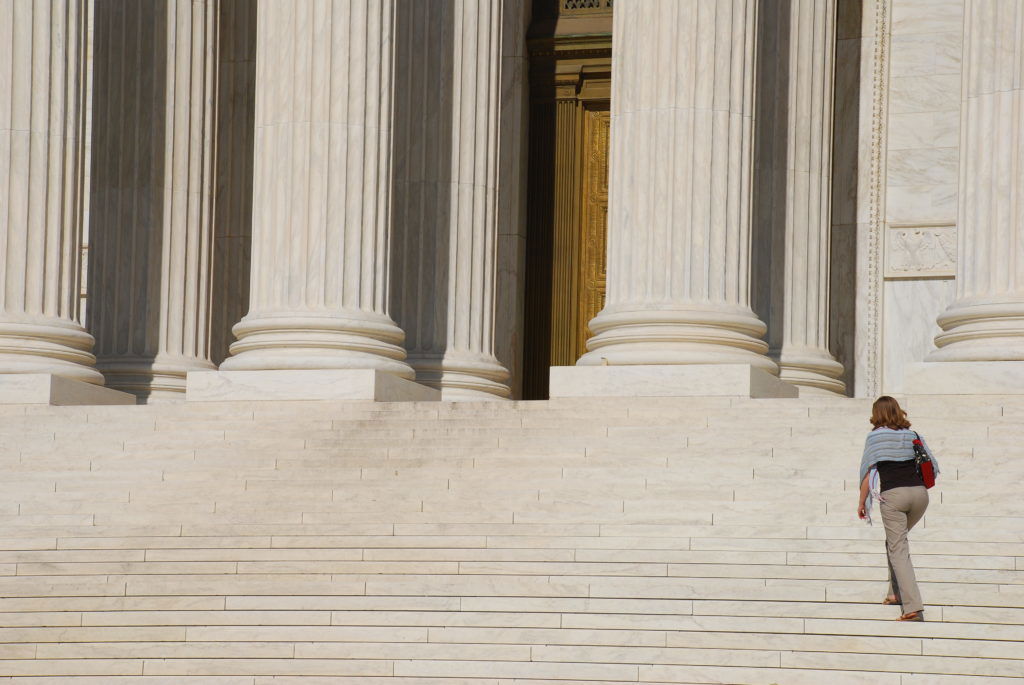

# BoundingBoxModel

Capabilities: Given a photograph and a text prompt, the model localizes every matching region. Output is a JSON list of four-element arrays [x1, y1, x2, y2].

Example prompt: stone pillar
[[392, 0, 525, 400], [219, 0, 413, 381], [89, 0, 219, 400], [929, 0, 1024, 363], [761, 0, 846, 395], [0, 0, 102, 384], [576, 0, 776, 375]]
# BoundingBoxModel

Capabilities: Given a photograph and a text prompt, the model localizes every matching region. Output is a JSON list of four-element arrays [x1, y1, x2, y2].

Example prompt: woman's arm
[[857, 473, 870, 519]]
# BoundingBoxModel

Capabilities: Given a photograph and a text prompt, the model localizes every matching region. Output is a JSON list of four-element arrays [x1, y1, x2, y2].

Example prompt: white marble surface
[[926, 0, 1024, 364], [390, 0, 525, 401], [0, 1, 102, 385], [549, 365, 798, 399], [88, 0, 219, 400], [888, 74, 961, 114], [892, 0, 965, 34], [0, 374, 135, 406], [186, 370, 439, 403], [904, 361, 1024, 394], [220, 0, 414, 381], [882, 278, 955, 393], [578, 0, 775, 374], [755, 0, 846, 395], [888, 111, 959, 150]]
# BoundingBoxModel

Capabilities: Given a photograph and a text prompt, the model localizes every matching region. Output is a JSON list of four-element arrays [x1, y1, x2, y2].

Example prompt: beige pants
[[880, 485, 929, 614]]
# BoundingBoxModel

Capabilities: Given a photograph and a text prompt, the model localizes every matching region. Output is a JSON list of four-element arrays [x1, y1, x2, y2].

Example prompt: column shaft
[[221, 0, 411, 377], [763, 0, 845, 393], [578, 0, 774, 371], [89, 0, 218, 400], [391, 0, 525, 398], [929, 0, 1024, 361], [0, 0, 100, 383]]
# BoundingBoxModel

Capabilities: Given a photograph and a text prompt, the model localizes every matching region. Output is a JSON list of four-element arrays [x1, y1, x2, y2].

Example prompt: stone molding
[[862, 0, 892, 397]]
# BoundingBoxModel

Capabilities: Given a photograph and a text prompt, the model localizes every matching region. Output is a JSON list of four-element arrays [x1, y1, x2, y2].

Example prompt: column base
[[904, 361, 1024, 395], [98, 355, 218, 402], [408, 353, 512, 402], [549, 364, 798, 399], [0, 374, 136, 405], [576, 305, 778, 374], [221, 311, 416, 380], [776, 348, 847, 396], [185, 369, 440, 402]]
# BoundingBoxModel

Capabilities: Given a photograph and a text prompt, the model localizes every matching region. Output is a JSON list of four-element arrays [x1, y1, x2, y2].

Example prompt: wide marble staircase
[[0, 394, 1022, 684]]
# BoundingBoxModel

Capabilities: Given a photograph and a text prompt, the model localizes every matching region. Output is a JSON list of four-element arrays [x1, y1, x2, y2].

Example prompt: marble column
[[392, 0, 525, 400], [760, 0, 846, 394], [88, 0, 219, 400], [0, 0, 102, 384], [927, 0, 1024, 362], [577, 0, 775, 372], [220, 0, 413, 378]]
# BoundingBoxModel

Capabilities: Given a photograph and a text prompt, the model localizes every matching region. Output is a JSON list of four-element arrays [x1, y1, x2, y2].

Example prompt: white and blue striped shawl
[[859, 427, 939, 524], [858, 427, 938, 483]]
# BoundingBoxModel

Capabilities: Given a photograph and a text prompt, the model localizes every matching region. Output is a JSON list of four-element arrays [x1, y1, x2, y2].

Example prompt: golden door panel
[[577, 105, 609, 354], [522, 2, 611, 399]]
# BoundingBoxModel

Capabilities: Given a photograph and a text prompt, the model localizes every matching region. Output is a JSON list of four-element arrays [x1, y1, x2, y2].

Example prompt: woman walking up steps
[[856, 396, 939, 622]]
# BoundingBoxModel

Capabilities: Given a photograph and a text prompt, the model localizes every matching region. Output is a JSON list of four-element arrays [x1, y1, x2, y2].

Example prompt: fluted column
[[578, 0, 775, 372], [928, 0, 1024, 362], [392, 0, 523, 399], [0, 0, 101, 384], [221, 0, 412, 378], [88, 0, 219, 400], [765, 0, 845, 394]]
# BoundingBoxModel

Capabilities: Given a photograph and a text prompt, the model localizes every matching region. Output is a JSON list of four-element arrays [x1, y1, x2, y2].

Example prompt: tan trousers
[[880, 485, 929, 614]]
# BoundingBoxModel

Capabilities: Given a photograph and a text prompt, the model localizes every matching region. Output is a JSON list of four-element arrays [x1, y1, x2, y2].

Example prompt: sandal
[[882, 596, 901, 605], [898, 610, 924, 621]]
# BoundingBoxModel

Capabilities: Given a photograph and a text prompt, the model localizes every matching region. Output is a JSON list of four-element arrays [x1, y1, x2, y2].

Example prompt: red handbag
[[912, 432, 935, 489]]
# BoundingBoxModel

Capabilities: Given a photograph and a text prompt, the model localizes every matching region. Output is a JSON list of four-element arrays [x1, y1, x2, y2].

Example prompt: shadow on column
[[829, 0, 862, 395], [389, 0, 455, 385], [210, 0, 255, 366], [87, 0, 170, 403], [751, 0, 792, 368]]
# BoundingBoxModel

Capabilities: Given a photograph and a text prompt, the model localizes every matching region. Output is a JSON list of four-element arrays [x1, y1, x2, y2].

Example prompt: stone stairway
[[0, 395, 1022, 684]]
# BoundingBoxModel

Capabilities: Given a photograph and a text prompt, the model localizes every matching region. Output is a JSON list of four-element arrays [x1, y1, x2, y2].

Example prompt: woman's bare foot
[[898, 610, 924, 621], [882, 595, 901, 605]]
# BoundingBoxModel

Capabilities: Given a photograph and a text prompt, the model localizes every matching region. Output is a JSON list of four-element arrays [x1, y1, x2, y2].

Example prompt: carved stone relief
[[884, 225, 956, 278]]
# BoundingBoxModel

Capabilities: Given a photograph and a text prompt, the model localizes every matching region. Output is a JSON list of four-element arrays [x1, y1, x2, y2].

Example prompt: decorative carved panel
[[884, 224, 956, 278], [577, 106, 610, 352], [561, 0, 613, 13]]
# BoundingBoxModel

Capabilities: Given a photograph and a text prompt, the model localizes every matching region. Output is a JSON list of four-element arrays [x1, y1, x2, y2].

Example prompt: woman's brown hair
[[870, 395, 911, 430]]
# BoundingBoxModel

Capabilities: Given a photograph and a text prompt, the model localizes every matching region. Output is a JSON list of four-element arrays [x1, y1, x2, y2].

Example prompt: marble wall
[[880, 0, 962, 391]]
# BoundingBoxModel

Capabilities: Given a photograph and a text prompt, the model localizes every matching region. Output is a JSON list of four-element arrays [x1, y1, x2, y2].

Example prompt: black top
[[877, 459, 924, 492]]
